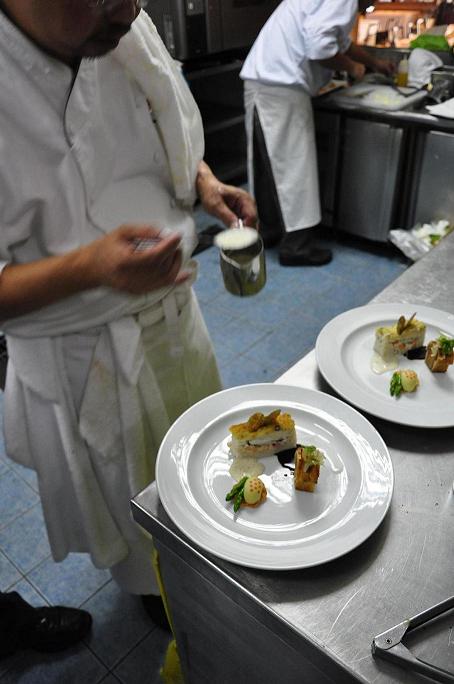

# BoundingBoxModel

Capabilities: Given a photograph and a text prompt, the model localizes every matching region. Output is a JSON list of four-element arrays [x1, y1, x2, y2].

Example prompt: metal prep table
[[132, 233, 454, 684]]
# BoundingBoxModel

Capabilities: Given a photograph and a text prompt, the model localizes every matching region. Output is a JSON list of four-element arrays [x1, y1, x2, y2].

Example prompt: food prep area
[[0, 211, 408, 684]]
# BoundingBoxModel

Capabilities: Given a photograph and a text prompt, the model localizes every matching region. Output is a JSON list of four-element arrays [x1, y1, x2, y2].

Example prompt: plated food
[[294, 446, 325, 492], [389, 369, 419, 397], [226, 409, 325, 512], [155, 383, 394, 569], [425, 336, 454, 372], [228, 409, 296, 458], [374, 312, 425, 359], [372, 312, 426, 374], [316, 303, 454, 427], [372, 312, 454, 398], [225, 476, 267, 512]]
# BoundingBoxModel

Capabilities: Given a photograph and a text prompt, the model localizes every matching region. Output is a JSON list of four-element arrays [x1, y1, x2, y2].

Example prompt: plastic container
[[396, 57, 409, 87]]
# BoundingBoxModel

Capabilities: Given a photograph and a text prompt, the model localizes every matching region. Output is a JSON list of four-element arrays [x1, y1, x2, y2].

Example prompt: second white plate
[[316, 303, 454, 428]]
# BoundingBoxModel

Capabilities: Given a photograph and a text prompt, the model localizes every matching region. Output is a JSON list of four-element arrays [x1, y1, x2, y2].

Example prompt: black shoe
[[278, 228, 332, 267], [141, 594, 171, 632], [279, 245, 332, 266], [20, 606, 92, 653]]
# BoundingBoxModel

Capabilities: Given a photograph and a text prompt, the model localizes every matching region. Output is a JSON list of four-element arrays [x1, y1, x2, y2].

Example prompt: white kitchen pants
[[244, 80, 321, 233]]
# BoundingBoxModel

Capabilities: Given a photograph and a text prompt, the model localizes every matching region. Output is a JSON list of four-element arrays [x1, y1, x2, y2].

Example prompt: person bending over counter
[[241, 0, 394, 267], [0, 0, 256, 630]]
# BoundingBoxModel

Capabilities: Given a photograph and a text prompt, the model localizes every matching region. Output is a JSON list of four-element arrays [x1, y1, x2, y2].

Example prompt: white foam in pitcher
[[214, 227, 258, 251]]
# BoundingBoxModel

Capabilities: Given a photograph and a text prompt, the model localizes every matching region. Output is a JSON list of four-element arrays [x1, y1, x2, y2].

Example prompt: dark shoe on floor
[[278, 227, 332, 266], [141, 594, 171, 632], [20, 606, 92, 653], [279, 245, 332, 266]]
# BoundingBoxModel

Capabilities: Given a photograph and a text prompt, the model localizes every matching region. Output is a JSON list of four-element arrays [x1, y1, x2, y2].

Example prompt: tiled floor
[[0, 216, 408, 683]]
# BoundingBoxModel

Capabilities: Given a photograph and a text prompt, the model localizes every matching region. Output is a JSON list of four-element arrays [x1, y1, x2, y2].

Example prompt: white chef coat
[[0, 10, 221, 593], [240, 0, 357, 96]]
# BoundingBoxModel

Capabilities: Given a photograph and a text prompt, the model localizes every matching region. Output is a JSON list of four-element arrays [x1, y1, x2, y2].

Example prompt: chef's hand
[[348, 62, 366, 82], [373, 58, 396, 77], [82, 225, 190, 295], [196, 161, 257, 228]]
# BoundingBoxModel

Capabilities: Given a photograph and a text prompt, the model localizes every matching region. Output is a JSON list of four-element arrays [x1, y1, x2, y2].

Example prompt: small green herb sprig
[[438, 335, 454, 356], [390, 371, 403, 397]]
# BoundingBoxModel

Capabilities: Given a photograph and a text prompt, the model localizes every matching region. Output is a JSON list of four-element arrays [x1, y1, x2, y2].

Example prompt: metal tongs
[[372, 596, 454, 682]]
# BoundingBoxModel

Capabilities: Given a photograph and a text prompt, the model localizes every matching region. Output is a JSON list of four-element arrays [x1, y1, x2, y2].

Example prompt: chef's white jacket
[[240, 0, 358, 96], [0, 10, 221, 592]]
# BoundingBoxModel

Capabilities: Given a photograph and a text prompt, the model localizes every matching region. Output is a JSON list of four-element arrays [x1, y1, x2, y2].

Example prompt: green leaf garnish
[[390, 372, 403, 397], [429, 234, 441, 245], [438, 336, 454, 356]]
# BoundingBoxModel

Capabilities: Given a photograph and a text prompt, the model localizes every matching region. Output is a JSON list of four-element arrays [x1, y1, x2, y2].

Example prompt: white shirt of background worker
[[241, 0, 394, 267], [0, 0, 256, 631]]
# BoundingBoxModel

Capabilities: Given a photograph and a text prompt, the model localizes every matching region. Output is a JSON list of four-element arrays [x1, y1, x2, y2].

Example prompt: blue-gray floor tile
[[201, 303, 236, 332], [83, 580, 152, 669], [113, 629, 170, 684], [210, 317, 271, 355], [9, 461, 40, 492], [99, 675, 122, 683], [0, 469, 40, 530], [220, 355, 284, 389], [28, 554, 110, 608], [0, 550, 21, 591], [0, 503, 51, 574], [0, 644, 107, 684], [8, 577, 50, 607]]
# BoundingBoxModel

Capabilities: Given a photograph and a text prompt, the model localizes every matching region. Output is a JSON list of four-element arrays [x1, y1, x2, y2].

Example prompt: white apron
[[4, 281, 221, 594], [244, 80, 321, 233]]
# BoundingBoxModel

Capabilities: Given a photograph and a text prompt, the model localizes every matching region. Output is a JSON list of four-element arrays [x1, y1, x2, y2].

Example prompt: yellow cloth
[[152, 549, 185, 684]]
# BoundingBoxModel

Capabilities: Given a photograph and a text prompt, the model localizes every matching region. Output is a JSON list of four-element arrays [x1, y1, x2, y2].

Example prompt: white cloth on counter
[[114, 10, 204, 207], [244, 80, 321, 231], [240, 0, 357, 96], [408, 48, 443, 89], [426, 97, 454, 119], [0, 9, 220, 593]]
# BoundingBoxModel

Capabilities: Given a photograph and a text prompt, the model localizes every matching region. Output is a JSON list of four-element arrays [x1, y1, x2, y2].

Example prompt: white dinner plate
[[316, 303, 454, 428], [156, 383, 393, 570]]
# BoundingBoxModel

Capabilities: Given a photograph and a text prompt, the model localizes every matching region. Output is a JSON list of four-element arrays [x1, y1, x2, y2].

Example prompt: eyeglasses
[[86, 0, 149, 13]]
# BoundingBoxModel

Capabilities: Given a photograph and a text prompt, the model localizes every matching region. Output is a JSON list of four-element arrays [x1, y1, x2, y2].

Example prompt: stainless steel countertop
[[315, 88, 454, 133], [132, 232, 454, 683]]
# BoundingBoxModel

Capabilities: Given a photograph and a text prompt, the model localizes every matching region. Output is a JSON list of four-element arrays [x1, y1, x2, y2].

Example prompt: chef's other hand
[[82, 225, 190, 295], [348, 62, 366, 81], [373, 58, 396, 77], [196, 161, 257, 228]]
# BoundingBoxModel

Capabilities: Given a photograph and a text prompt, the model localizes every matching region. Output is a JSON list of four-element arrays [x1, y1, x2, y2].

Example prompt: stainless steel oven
[[145, 0, 281, 60]]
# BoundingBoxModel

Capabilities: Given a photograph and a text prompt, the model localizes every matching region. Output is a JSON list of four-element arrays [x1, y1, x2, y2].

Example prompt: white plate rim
[[156, 383, 393, 570], [315, 302, 454, 428]]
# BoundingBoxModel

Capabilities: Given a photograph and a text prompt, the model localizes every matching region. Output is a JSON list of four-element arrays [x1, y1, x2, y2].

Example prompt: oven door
[[145, 0, 280, 60], [211, 0, 281, 53]]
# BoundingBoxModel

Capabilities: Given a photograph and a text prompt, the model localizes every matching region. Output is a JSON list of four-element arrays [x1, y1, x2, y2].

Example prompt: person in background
[[240, 0, 394, 266], [0, 0, 256, 631], [0, 591, 91, 659]]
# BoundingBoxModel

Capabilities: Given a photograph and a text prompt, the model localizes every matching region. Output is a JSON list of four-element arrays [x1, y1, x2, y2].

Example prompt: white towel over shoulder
[[114, 10, 204, 205]]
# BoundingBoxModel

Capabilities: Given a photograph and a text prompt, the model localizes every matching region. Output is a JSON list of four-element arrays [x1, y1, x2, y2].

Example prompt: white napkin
[[408, 48, 443, 88], [114, 11, 204, 206], [426, 97, 454, 119]]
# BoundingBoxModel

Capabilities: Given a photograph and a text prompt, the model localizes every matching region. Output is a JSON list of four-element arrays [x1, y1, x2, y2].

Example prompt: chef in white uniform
[[0, 0, 256, 628], [241, 0, 393, 266]]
